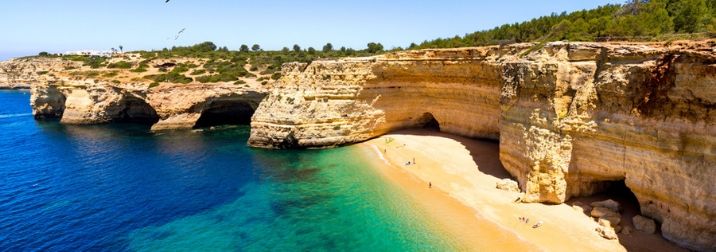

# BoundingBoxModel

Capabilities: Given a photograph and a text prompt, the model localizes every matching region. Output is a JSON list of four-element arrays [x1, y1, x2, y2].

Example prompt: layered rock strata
[[248, 41, 715, 251]]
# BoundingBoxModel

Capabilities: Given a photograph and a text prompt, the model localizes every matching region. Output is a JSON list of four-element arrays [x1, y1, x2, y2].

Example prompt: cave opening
[[417, 112, 440, 131], [604, 180, 641, 214], [194, 100, 255, 128], [114, 98, 159, 124], [570, 179, 648, 234]]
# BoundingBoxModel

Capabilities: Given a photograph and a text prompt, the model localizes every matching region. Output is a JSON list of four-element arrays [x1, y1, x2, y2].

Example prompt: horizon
[[0, 0, 619, 60]]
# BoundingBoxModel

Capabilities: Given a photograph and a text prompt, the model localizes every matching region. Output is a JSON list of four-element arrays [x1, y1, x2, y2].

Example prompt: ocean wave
[[0, 113, 32, 119]]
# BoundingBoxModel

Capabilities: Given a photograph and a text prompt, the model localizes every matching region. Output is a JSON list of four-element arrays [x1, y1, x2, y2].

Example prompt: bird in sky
[[174, 28, 186, 40]]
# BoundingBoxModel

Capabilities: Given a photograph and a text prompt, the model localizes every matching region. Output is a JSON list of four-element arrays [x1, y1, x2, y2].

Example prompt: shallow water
[[0, 90, 456, 251]]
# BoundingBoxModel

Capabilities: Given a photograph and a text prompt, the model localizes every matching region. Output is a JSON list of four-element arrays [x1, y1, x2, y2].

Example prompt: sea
[[0, 90, 458, 251]]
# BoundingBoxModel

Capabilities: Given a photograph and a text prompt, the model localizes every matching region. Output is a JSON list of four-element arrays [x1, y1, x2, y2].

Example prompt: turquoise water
[[0, 90, 455, 251]]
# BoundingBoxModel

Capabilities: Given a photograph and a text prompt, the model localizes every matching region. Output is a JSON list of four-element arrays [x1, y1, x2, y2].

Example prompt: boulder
[[496, 178, 520, 192], [633, 215, 656, 234], [599, 215, 621, 227], [598, 217, 620, 228], [590, 206, 620, 219], [590, 199, 621, 212]]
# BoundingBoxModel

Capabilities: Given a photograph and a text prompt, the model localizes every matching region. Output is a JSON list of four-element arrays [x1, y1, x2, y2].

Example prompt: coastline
[[355, 129, 635, 251], [354, 143, 535, 251]]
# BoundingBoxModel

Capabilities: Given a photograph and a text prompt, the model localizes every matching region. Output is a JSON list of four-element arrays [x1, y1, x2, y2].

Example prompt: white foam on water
[[0, 113, 32, 119]]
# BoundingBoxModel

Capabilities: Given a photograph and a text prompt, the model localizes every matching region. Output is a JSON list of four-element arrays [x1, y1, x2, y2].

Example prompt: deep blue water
[[0, 90, 455, 251]]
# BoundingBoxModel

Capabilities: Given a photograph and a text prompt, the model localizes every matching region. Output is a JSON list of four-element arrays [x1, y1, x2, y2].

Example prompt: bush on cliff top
[[62, 55, 108, 68], [107, 61, 133, 69], [144, 63, 193, 84]]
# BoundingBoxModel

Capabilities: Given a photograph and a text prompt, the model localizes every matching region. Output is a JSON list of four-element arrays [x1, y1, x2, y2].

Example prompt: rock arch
[[113, 96, 159, 124], [193, 99, 255, 128]]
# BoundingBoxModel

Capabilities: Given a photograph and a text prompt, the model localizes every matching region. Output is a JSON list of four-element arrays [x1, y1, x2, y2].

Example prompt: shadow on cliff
[[388, 129, 512, 180]]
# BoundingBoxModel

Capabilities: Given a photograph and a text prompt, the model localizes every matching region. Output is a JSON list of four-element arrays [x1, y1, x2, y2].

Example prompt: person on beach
[[429, 182, 432, 188], [532, 221, 543, 228], [412, 157, 415, 164]]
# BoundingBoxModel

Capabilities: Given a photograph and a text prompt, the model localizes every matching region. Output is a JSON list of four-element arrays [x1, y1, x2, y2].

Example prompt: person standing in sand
[[429, 182, 432, 188]]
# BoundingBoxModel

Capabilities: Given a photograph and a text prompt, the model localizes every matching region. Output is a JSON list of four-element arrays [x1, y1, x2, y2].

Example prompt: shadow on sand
[[387, 129, 512, 180]]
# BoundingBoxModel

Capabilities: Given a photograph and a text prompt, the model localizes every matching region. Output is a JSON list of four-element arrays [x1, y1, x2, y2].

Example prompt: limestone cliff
[[0, 57, 80, 89], [17, 41, 716, 250], [30, 80, 266, 129], [13, 53, 269, 129], [248, 41, 716, 251]]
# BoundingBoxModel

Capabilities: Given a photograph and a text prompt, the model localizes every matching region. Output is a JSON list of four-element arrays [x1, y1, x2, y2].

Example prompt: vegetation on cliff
[[413, 0, 716, 49], [132, 41, 387, 78]]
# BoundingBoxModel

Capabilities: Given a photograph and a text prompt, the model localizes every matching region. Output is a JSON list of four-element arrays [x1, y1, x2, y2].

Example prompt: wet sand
[[356, 129, 684, 251]]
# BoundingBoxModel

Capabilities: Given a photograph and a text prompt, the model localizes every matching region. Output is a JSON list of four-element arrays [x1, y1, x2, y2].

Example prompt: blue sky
[[0, 0, 620, 59]]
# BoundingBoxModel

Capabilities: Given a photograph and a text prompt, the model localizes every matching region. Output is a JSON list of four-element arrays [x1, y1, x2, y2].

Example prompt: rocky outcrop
[[13, 54, 269, 128], [30, 80, 265, 128], [248, 41, 716, 250], [28, 75, 159, 124], [19, 41, 715, 250], [0, 57, 79, 89], [147, 83, 265, 130]]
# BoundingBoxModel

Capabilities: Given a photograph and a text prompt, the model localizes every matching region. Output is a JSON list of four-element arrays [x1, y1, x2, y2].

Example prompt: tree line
[[412, 0, 716, 49]]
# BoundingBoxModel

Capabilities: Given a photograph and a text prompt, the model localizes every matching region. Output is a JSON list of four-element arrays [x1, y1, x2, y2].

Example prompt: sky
[[0, 0, 621, 60]]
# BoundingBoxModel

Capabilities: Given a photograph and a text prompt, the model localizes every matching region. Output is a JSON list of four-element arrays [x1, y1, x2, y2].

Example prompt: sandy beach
[[356, 129, 686, 251]]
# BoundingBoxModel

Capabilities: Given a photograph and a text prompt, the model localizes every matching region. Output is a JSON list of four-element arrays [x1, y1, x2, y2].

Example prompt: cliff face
[[10, 53, 269, 129], [16, 41, 716, 250], [30, 80, 266, 129], [249, 41, 716, 250]]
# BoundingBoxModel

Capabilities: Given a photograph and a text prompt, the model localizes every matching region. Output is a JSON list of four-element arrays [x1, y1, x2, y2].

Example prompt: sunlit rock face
[[147, 83, 265, 130], [29, 80, 265, 129], [0, 57, 80, 89], [249, 41, 716, 251]]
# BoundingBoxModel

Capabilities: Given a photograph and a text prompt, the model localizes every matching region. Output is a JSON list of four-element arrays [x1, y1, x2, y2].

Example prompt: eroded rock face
[[249, 41, 716, 250], [147, 83, 266, 130], [28, 80, 266, 128]]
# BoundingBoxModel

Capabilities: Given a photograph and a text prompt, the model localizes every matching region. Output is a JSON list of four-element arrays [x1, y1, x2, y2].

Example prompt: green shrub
[[144, 65, 193, 84], [148, 82, 160, 88], [103, 71, 119, 77], [270, 72, 282, 80], [130, 63, 149, 73], [107, 61, 133, 69], [63, 55, 108, 68], [366, 42, 384, 53], [190, 69, 206, 75], [36, 71, 49, 75], [234, 79, 246, 85]]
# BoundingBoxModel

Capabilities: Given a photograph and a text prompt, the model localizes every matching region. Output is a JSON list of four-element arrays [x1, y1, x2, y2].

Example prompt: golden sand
[[356, 130, 628, 251]]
